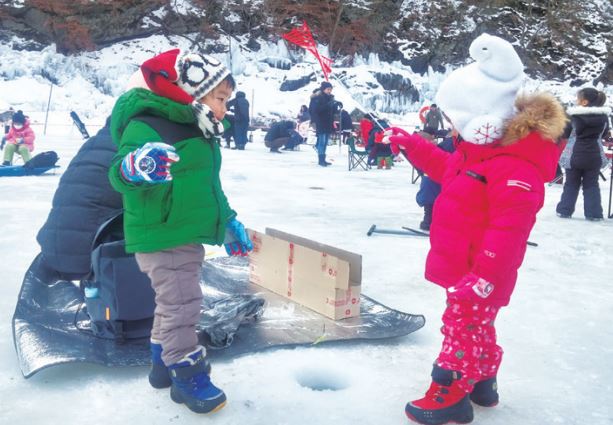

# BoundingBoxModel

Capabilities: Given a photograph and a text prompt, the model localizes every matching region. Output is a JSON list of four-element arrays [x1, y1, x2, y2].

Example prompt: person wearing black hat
[[309, 81, 342, 166], [2, 110, 35, 165]]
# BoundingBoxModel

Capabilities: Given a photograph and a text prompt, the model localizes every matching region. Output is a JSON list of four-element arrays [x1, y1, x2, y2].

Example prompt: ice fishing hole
[[295, 367, 350, 391]]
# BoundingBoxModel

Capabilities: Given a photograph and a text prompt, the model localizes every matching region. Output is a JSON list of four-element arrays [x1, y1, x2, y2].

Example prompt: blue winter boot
[[169, 346, 226, 414], [149, 340, 171, 389], [149, 341, 211, 389]]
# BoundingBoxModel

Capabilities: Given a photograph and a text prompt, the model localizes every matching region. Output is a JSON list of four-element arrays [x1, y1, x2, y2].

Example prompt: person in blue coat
[[415, 133, 455, 230], [36, 118, 123, 280], [264, 120, 302, 152], [227, 91, 250, 150]]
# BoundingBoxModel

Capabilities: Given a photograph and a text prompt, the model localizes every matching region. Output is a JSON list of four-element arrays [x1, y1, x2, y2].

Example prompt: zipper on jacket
[[465, 170, 487, 183], [207, 140, 224, 243]]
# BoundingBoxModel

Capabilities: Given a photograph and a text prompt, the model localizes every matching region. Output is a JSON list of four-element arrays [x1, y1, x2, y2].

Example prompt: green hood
[[111, 88, 196, 145]]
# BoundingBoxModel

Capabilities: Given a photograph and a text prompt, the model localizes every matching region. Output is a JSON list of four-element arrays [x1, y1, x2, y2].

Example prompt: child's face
[[198, 81, 234, 120]]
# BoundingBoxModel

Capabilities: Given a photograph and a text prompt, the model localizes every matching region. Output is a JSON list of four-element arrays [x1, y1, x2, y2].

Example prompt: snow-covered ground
[[1, 30, 612, 424], [1, 114, 612, 424]]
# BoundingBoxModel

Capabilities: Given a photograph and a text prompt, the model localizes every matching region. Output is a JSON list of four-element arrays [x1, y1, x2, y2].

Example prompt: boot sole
[[170, 387, 227, 414], [470, 399, 498, 408], [405, 398, 474, 425], [405, 411, 473, 425]]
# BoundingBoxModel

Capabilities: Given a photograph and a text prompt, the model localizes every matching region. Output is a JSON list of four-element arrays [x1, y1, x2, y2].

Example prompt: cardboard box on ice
[[248, 228, 361, 320]]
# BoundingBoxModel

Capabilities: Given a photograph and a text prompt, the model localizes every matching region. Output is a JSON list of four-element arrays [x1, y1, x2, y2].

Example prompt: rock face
[[0, 0, 610, 85], [0, 1, 168, 53], [372, 72, 420, 104]]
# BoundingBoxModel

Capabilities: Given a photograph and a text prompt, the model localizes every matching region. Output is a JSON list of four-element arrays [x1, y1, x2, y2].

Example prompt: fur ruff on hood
[[501, 92, 568, 146], [566, 105, 612, 116]]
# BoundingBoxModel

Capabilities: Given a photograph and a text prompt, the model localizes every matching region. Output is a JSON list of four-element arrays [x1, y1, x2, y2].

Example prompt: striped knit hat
[[140, 49, 231, 104]]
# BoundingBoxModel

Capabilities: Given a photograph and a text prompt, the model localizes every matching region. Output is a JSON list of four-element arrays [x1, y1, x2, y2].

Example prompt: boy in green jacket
[[109, 49, 252, 414]]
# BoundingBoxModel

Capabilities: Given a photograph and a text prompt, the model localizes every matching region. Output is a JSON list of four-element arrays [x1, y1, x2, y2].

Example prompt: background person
[[556, 87, 610, 221], [309, 81, 342, 167], [264, 120, 300, 152], [423, 104, 447, 137], [340, 109, 353, 145], [297, 104, 310, 123], [36, 118, 122, 282], [414, 132, 455, 231], [227, 91, 250, 150], [2, 110, 35, 165]]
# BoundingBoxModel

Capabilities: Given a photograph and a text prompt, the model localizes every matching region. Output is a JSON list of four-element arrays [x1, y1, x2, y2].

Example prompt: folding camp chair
[[347, 136, 370, 171]]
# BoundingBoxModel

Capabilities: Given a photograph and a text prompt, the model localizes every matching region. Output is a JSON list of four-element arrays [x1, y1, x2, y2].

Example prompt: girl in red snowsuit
[[386, 34, 567, 425], [390, 92, 566, 425]]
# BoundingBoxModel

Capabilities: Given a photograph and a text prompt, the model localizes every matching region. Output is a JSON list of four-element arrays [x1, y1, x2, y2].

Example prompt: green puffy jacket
[[108, 88, 234, 253]]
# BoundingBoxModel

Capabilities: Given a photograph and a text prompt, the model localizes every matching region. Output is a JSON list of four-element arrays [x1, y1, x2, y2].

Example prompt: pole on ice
[[366, 224, 418, 237], [43, 83, 53, 136]]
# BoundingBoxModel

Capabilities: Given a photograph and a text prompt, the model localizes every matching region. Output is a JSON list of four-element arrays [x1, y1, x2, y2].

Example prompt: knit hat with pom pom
[[140, 49, 231, 104]]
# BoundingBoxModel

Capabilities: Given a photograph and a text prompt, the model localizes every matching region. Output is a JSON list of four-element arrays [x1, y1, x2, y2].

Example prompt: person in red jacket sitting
[[359, 114, 374, 147], [2, 110, 35, 165], [384, 34, 567, 425]]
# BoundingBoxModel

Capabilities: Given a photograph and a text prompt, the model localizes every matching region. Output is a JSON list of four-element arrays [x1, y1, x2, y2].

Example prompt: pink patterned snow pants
[[436, 299, 503, 393]]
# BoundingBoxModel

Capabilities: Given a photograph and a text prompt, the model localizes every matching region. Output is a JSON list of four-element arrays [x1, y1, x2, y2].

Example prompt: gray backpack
[[81, 211, 155, 340]]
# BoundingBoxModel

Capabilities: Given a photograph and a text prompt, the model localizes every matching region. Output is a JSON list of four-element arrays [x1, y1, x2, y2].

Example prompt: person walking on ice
[[383, 33, 567, 425]]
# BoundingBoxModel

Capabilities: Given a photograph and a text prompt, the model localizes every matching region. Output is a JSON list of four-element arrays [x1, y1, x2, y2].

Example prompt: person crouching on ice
[[383, 34, 567, 425], [109, 49, 253, 414]]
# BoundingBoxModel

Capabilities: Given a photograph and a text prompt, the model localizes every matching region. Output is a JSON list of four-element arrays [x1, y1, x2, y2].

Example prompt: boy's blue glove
[[120, 142, 180, 183], [224, 218, 253, 257]]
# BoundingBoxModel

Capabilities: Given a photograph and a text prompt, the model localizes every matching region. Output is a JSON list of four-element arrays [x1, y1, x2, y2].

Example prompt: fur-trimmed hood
[[566, 105, 611, 116], [502, 92, 568, 146], [454, 92, 566, 182]]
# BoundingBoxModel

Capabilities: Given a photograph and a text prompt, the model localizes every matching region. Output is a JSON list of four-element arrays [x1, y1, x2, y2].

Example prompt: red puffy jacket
[[6, 119, 36, 152], [392, 93, 567, 306]]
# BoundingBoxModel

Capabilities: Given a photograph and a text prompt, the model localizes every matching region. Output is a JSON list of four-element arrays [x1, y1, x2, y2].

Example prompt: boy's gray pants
[[135, 243, 204, 365]]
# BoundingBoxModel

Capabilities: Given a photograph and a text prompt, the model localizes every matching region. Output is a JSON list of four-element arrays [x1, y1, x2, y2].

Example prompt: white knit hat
[[175, 51, 230, 101], [140, 49, 230, 104], [435, 33, 525, 144]]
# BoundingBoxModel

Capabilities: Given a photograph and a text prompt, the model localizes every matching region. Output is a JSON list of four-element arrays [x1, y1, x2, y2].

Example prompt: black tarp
[[13, 255, 425, 378]]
